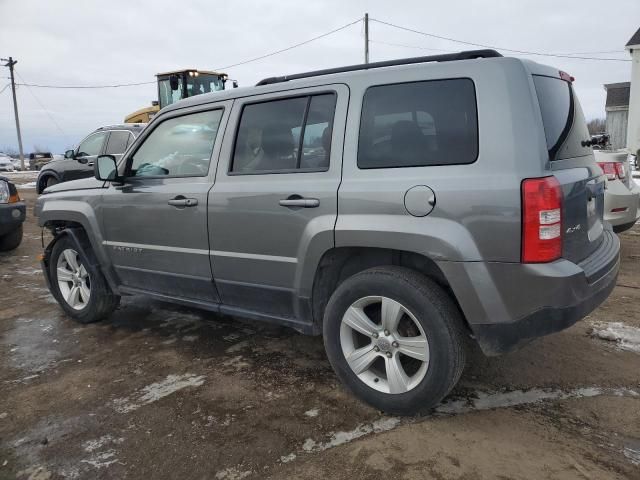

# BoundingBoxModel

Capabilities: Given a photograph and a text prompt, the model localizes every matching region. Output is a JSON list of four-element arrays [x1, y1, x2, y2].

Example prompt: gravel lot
[[1, 180, 639, 480]]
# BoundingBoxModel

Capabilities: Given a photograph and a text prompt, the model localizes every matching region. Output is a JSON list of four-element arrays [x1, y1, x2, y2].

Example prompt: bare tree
[[0, 146, 19, 157], [587, 118, 606, 135]]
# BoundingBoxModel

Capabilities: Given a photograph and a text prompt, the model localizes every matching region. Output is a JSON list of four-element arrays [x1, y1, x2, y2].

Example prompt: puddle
[[112, 373, 205, 413], [591, 322, 640, 353], [2, 317, 62, 374]]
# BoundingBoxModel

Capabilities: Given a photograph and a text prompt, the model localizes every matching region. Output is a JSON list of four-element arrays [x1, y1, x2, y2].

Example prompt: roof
[[604, 82, 630, 108], [626, 27, 640, 47], [95, 123, 147, 134], [162, 51, 560, 116], [156, 69, 227, 77]]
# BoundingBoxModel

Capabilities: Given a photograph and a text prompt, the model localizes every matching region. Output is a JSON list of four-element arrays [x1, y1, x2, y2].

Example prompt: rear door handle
[[279, 197, 320, 208], [168, 197, 198, 207]]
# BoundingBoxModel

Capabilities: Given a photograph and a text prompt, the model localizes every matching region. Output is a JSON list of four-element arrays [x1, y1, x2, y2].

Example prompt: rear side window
[[358, 79, 478, 169], [231, 93, 336, 174], [105, 131, 132, 155], [533, 75, 591, 161]]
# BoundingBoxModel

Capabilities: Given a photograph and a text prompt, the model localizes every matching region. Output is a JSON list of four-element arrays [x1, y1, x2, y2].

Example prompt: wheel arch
[[39, 204, 119, 292], [309, 247, 469, 333], [36, 170, 61, 194]]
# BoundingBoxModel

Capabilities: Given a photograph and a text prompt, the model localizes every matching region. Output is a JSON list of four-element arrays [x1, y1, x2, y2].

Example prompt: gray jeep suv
[[35, 50, 619, 415]]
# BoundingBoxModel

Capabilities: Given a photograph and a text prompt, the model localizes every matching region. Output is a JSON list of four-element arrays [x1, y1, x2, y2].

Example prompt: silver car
[[0, 156, 15, 172], [35, 50, 620, 415], [595, 151, 640, 233]]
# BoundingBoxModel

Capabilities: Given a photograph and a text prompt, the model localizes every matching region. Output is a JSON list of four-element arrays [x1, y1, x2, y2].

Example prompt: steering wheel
[[177, 156, 208, 176]]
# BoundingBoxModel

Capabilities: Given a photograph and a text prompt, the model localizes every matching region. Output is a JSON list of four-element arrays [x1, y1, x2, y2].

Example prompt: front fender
[[36, 197, 119, 292]]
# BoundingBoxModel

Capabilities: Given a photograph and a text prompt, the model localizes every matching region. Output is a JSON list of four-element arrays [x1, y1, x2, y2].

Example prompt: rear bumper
[[0, 201, 26, 236], [438, 228, 620, 355], [604, 179, 640, 227]]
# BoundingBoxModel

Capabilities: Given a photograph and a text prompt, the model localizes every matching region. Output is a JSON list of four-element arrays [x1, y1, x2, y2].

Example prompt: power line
[[15, 71, 70, 142], [8, 18, 363, 90], [0, 83, 10, 94], [14, 80, 155, 89], [214, 18, 362, 70], [370, 18, 632, 62], [371, 39, 628, 57]]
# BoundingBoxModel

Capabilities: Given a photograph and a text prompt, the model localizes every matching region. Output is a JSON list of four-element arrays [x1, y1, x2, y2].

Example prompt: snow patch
[[280, 453, 297, 463], [624, 446, 640, 466], [17, 181, 36, 189], [591, 322, 640, 353], [304, 408, 319, 418], [0, 412, 7, 419], [436, 387, 639, 415], [302, 417, 401, 453], [113, 373, 205, 413], [214, 466, 252, 479], [80, 450, 119, 469], [83, 435, 124, 453]]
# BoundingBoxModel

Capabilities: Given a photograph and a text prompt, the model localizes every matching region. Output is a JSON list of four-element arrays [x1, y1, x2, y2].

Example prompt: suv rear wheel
[[323, 266, 466, 415], [49, 235, 119, 323]]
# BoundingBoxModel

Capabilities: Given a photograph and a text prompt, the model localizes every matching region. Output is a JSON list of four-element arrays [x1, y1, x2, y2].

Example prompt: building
[[626, 27, 640, 155], [604, 82, 630, 150]]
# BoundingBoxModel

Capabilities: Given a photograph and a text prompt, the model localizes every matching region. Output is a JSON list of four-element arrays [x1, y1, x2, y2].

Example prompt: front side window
[[231, 93, 336, 173], [158, 76, 185, 109], [358, 79, 478, 169], [77, 132, 107, 157], [128, 109, 223, 177], [105, 131, 133, 155]]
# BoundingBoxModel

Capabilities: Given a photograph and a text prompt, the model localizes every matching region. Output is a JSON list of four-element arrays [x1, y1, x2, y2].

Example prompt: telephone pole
[[1, 57, 25, 170], [364, 13, 369, 64]]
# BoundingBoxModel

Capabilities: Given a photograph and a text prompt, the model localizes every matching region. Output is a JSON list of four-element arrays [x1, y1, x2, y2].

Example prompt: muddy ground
[[1, 177, 639, 480]]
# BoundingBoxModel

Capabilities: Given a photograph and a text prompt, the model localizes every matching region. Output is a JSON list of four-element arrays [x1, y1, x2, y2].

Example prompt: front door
[[101, 103, 230, 302], [69, 131, 108, 181], [209, 85, 348, 318]]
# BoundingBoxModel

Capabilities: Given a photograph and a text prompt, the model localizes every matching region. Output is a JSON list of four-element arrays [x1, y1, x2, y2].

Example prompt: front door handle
[[279, 197, 320, 208], [168, 197, 198, 207]]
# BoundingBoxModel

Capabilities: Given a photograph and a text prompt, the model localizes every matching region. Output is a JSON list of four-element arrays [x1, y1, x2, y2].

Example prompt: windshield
[[186, 74, 225, 97]]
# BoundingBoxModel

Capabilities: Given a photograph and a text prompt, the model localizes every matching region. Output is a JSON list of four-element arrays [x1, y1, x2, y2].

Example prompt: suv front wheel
[[323, 266, 466, 415], [49, 235, 119, 323]]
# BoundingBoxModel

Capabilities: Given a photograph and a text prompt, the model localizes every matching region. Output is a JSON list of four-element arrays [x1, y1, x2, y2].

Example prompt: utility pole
[[364, 13, 369, 64], [1, 57, 25, 170]]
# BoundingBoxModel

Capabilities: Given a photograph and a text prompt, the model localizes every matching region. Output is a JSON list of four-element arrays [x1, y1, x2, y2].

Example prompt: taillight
[[522, 176, 562, 263], [614, 162, 626, 180], [598, 161, 625, 181]]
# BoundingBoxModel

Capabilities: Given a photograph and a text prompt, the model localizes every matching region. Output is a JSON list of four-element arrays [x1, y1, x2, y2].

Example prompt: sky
[[0, 0, 638, 154]]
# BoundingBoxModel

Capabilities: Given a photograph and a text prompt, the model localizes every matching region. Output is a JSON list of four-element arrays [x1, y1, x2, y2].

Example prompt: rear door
[[104, 130, 135, 164], [532, 73, 606, 263], [208, 85, 347, 318]]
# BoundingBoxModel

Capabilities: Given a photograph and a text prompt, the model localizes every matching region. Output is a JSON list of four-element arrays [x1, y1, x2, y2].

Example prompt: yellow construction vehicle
[[124, 69, 235, 123]]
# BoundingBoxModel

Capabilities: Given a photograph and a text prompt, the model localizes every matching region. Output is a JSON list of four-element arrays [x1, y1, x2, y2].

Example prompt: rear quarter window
[[358, 78, 478, 169], [533, 75, 592, 161]]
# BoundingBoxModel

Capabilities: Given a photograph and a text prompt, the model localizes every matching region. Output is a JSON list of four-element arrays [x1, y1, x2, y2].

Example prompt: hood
[[43, 176, 106, 194]]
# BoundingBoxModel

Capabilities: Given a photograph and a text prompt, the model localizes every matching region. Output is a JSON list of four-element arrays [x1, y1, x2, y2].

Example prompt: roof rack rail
[[256, 49, 502, 86]]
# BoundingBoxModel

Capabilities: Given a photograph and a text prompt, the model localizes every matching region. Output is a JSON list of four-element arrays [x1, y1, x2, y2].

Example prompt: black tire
[[0, 225, 23, 251], [49, 234, 120, 324], [613, 220, 638, 234], [46, 176, 58, 188], [323, 266, 466, 416]]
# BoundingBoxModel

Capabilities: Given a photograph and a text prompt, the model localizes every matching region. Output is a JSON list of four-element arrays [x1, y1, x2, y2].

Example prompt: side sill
[[118, 286, 314, 334]]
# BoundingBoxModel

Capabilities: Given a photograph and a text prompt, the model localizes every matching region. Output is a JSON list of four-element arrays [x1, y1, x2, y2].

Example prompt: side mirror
[[95, 155, 119, 181], [169, 74, 179, 91], [77, 156, 88, 164], [64, 149, 75, 159]]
